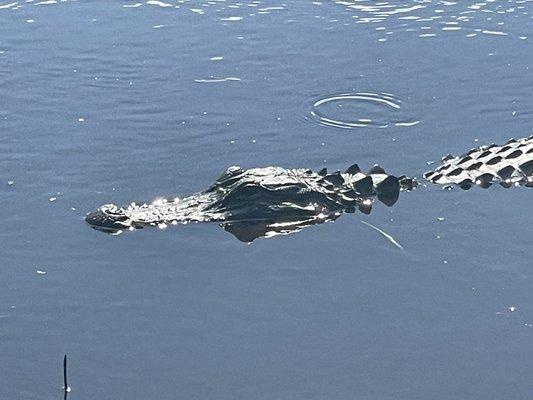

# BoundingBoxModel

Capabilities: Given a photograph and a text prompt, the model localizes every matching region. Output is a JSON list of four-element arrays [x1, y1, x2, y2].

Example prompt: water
[[1, 1, 532, 399]]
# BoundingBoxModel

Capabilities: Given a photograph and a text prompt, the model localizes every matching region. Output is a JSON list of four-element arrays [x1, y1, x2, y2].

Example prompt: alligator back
[[424, 136, 533, 189]]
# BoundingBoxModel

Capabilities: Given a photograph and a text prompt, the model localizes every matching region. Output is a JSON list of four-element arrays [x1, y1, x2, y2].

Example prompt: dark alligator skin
[[424, 137, 532, 189], [86, 137, 532, 241]]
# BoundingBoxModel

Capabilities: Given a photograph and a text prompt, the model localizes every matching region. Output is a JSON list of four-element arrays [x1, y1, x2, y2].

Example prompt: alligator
[[86, 136, 532, 242]]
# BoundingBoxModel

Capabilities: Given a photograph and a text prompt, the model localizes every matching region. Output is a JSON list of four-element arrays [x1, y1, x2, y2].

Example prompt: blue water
[[1, 1, 532, 399]]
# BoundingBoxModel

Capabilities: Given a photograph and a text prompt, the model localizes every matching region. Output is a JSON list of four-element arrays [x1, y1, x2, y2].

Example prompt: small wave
[[146, 0, 173, 8], [0, 2, 18, 9], [306, 92, 419, 130], [333, 0, 524, 41], [220, 16, 243, 21], [194, 76, 241, 83]]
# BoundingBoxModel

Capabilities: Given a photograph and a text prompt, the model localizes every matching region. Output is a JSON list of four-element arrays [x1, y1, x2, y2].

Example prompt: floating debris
[[63, 355, 71, 394], [361, 221, 404, 250]]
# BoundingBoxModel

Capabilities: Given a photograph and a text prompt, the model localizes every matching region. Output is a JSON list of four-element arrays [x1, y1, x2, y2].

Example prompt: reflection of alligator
[[86, 137, 532, 242]]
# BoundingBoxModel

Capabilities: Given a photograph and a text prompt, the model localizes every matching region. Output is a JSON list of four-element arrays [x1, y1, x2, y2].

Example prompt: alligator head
[[86, 164, 417, 241]]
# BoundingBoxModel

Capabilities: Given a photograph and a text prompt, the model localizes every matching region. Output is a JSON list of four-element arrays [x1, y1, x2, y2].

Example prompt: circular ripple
[[307, 92, 419, 129]]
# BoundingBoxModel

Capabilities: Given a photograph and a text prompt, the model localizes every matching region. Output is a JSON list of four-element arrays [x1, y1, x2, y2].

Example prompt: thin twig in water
[[361, 221, 404, 250], [63, 354, 70, 397]]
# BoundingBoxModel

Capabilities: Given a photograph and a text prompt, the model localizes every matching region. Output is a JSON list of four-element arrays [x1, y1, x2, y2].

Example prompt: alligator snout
[[85, 205, 131, 233]]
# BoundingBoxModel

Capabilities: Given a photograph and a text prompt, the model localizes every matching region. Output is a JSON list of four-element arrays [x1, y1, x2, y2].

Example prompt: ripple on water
[[194, 76, 241, 83], [306, 92, 419, 129]]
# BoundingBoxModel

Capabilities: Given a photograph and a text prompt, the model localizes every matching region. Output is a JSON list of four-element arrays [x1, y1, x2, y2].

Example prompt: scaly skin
[[86, 165, 415, 235], [424, 136, 533, 189], [86, 137, 532, 241]]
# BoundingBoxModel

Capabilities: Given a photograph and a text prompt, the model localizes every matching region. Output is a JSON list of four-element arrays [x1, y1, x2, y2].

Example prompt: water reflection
[[333, 0, 531, 41], [221, 214, 341, 243], [3, 0, 529, 43]]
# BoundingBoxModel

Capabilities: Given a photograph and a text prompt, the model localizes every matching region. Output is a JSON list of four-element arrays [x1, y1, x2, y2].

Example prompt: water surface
[[1, 1, 532, 399]]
